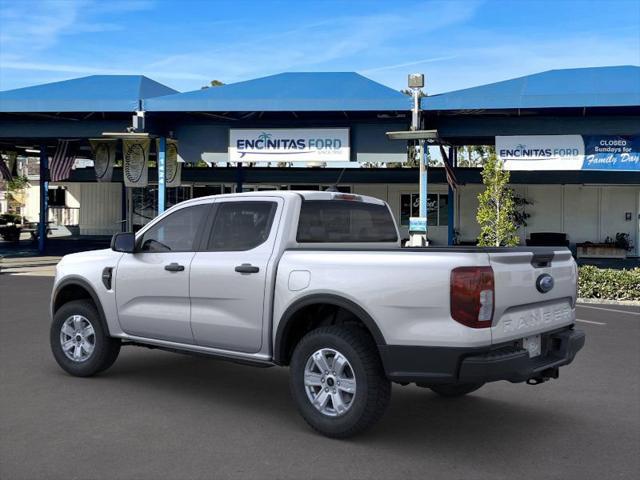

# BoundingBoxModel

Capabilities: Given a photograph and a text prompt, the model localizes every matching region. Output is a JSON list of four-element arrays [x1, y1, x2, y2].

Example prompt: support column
[[121, 182, 127, 232], [236, 162, 244, 193], [38, 145, 48, 254], [447, 146, 456, 245], [418, 140, 428, 218], [157, 137, 166, 214]]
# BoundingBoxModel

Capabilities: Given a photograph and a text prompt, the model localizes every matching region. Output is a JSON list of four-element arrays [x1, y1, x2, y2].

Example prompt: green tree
[[476, 153, 519, 247], [201, 79, 225, 89]]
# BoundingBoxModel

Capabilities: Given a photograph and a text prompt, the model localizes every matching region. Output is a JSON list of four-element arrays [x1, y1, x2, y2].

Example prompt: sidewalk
[[0, 256, 60, 276]]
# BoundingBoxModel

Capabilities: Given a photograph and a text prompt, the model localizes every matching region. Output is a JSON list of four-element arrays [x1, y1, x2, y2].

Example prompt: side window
[[138, 204, 209, 252], [207, 201, 277, 251]]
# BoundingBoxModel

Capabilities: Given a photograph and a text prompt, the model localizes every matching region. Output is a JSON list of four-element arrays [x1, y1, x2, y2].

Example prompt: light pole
[[408, 73, 428, 247]]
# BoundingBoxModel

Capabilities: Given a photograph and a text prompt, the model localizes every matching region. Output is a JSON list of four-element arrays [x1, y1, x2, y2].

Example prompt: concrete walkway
[[0, 256, 60, 276]]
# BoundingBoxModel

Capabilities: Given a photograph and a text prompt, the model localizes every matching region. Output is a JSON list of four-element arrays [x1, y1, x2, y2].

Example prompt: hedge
[[578, 266, 640, 301]]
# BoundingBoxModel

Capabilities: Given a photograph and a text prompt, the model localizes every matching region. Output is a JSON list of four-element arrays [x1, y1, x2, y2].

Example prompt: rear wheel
[[429, 382, 484, 397], [50, 300, 120, 377], [289, 325, 391, 438]]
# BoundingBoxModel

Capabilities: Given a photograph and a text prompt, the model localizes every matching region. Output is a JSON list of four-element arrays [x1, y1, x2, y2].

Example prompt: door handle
[[164, 263, 185, 272], [235, 263, 260, 274]]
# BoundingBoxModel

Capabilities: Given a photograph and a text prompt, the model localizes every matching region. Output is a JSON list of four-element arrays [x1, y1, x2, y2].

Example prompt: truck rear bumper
[[379, 326, 585, 385]]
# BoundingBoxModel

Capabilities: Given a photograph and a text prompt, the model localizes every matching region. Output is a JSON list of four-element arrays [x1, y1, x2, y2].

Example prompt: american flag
[[50, 140, 78, 182], [0, 156, 12, 181], [439, 145, 458, 190]]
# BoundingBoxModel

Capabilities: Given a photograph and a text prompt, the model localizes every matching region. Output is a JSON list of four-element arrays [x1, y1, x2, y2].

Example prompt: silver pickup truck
[[50, 191, 585, 437]]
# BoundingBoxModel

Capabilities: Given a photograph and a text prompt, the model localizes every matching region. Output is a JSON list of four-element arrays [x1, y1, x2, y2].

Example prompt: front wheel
[[429, 382, 484, 397], [50, 299, 121, 377], [289, 325, 391, 438]]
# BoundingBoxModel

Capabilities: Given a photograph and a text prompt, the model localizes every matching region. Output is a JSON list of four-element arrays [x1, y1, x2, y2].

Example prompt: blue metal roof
[[422, 66, 640, 111], [145, 72, 411, 112], [0, 75, 178, 113]]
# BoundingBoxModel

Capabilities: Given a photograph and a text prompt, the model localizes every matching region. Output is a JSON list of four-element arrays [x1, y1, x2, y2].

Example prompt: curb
[[577, 298, 640, 307]]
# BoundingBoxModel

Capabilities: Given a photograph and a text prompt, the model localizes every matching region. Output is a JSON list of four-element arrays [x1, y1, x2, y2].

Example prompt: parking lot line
[[575, 318, 607, 326], [577, 304, 640, 316]]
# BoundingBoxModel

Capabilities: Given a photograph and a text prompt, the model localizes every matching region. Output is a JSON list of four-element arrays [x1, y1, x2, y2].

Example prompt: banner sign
[[90, 139, 116, 182], [409, 217, 427, 233], [497, 135, 640, 171], [582, 136, 640, 171], [229, 128, 350, 163], [497, 135, 584, 170], [122, 138, 149, 187], [155, 138, 181, 187]]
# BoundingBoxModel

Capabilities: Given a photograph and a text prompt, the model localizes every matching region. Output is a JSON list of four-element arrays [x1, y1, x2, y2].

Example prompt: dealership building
[[0, 66, 639, 255]]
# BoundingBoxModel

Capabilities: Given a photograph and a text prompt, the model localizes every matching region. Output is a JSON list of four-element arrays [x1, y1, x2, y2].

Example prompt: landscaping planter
[[577, 244, 627, 259]]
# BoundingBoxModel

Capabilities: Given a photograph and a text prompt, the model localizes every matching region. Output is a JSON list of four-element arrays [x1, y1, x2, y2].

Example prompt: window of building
[[297, 200, 398, 243], [206, 201, 277, 251], [48, 188, 66, 207], [138, 204, 209, 252], [400, 193, 449, 227]]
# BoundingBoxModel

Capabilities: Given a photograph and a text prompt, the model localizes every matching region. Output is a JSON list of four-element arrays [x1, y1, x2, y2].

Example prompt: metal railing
[[48, 207, 79, 226]]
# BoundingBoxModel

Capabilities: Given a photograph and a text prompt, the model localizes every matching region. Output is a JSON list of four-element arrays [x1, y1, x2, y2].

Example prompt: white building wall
[[78, 182, 122, 235], [455, 183, 639, 256]]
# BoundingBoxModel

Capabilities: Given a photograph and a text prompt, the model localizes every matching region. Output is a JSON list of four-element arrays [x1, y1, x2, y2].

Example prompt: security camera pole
[[408, 73, 427, 247]]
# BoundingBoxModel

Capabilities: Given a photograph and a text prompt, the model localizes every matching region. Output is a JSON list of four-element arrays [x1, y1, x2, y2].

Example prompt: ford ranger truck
[[50, 191, 585, 438]]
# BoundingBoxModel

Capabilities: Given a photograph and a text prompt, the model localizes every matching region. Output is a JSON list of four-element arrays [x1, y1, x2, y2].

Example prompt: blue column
[[447, 146, 455, 245], [38, 145, 48, 254], [157, 137, 166, 214]]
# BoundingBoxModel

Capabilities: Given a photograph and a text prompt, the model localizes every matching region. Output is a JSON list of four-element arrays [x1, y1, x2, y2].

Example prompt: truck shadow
[[82, 348, 583, 455]]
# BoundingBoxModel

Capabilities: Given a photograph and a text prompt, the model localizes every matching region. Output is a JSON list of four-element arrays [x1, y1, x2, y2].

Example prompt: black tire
[[50, 299, 120, 377], [429, 382, 484, 397], [289, 325, 391, 438]]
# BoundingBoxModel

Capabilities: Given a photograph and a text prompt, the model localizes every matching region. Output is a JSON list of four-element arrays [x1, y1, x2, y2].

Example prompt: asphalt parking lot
[[1, 274, 639, 480]]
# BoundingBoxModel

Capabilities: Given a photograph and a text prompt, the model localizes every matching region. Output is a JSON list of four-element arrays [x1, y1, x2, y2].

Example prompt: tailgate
[[488, 248, 577, 344]]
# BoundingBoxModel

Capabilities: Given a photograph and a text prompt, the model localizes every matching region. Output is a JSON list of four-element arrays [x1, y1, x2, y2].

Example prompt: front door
[[190, 197, 281, 353], [115, 202, 211, 344]]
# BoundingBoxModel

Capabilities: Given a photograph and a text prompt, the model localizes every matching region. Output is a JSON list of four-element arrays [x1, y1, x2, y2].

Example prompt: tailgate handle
[[531, 253, 553, 268]]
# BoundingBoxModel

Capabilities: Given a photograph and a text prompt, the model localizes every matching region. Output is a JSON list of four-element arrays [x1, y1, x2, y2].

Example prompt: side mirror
[[111, 232, 136, 253]]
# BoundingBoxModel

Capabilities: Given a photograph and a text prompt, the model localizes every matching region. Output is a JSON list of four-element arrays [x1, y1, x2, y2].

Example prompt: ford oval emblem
[[536, 273, 554, 293]]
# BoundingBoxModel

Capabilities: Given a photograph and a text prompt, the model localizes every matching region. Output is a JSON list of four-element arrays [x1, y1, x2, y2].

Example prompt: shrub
[[578, 266, 640, 301]]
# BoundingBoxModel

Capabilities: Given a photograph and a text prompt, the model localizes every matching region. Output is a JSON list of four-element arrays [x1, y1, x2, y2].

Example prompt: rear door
[[488, 248, 577, 344], [189, 197, 282, 353], [115, 202, 211, 344]]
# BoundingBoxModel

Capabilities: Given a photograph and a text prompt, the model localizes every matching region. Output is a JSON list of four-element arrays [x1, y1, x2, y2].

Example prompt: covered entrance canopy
[[0, 75, 178, 252], [421, 65, 640, 250]]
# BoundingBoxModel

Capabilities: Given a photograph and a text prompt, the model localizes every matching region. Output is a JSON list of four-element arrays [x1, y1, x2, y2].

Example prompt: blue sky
[[0, 0, 638, 94]]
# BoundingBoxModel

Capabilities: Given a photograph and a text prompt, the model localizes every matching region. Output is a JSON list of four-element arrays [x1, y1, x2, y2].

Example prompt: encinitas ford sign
[[497, 135, 585, 170], [497, 135, 640, 171], [229, 128, 350, 162]]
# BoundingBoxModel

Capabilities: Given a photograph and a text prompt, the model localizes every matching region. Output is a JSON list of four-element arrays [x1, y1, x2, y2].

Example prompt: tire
[[429, 382, 484, 397], [50, 299, 120, 377], [289, 325, 391, 438]]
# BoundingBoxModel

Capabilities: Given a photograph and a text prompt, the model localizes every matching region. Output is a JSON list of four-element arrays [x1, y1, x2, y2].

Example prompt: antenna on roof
[[325, 167, 346, 192]]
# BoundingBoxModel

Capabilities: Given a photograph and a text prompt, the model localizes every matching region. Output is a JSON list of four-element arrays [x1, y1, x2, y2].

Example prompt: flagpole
[[447, 146, 455, 245]]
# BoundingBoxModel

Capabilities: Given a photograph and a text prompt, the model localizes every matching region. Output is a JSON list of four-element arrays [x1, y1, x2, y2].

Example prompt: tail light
[[450, 267, 495, 328]]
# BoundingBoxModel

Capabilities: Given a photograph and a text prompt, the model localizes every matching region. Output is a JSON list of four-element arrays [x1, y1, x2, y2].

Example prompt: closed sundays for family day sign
[[497, 135, 640, 171], [229, 128, 350, 162]]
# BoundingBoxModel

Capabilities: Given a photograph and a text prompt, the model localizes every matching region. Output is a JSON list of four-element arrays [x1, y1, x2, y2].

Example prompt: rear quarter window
[[297, 200, 398, 243]]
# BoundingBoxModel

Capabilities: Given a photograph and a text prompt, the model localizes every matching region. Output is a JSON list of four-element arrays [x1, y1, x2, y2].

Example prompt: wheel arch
[[52, 276, 109, 333], [273, 294, 386, 366]]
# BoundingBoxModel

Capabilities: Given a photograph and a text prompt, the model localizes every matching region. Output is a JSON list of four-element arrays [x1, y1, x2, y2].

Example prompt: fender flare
[[273, 293, 386, 365], [52, 276, 110, 334]]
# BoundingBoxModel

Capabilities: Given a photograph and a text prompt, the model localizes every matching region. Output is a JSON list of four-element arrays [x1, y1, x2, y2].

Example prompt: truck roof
[[181, 190, 387, 206]]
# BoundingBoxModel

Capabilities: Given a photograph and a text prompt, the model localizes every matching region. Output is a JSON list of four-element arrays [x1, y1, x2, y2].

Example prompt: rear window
[[297, 200, 398, 243]]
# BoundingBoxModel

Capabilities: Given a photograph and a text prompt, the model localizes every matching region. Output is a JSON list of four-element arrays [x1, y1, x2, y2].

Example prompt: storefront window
[[400, 193, 449, 227]]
